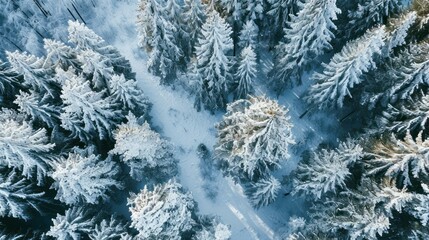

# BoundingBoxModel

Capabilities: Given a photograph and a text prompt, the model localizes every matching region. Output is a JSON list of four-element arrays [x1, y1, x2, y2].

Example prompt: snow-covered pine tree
[[215, 96, 294, 179], [247, 175, 281, 208], [238, 20, 258, 49], [110, 113, 176, 181], [234, 46, 257, 100], [345, 0, 403, 39], [88, 216, 127, 240], [109, 74, 149, 114], [381, 93, 429, 136], [0, 114, 54, 185], [14, 90, 60, 128], [68, 20, 135, 80], [246, 0, 264, 20], [47, 206, 96, 240], [383, 11, 417, 56], [6, 51, 58, 98], [293, 139, 363, 199], [43, 39, 80, 70], [266, 0, 298, 42], [137, 0, 183, 83], [0, 169, 45, 220], [366, 131, 429, 188], [51, 150, 122, 205], [183, 0, 206, 51], [164, 0, 190, 62], [307, 26, 386, 109], [128, 180, 195, 240], [194, 11, 233, 111], [270, 0, 340, 90], [78, 49, 114, 91], [60, 72, 120, 143]]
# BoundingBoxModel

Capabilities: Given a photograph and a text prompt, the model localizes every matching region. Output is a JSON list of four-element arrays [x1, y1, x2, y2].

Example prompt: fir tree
[[247, 175, 281, 208], [88, 216, 128, 240], [234, 46, 257, 100], [110, 114, 176, 181], [43, 39, 80, 70], [109, 74, 149, 114], [60, 73, 120, 143], [270, 0, 340, 89], [307, 26, 386, 109], [0, 116, 54, 185], [128, 180, 195, 240], [238, 20, 258, 49], [51, 150, 122, 205], [194, 11, 233, 111], [215, 96, 294, 179], [0, 169, 45, 220], [47, 206, 96, 240], [14, 90, 60, 128], [183, 0, 206, 51]]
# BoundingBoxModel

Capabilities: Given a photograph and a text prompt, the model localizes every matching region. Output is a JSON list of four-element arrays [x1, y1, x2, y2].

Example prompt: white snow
[[85, 1, 338, 239]]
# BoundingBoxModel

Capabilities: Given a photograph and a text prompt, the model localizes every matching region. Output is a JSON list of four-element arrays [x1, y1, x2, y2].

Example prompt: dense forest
[[1, 0, 429, 239]]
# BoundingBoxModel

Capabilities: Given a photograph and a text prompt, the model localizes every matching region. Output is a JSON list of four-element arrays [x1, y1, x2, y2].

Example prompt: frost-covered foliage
[[14, 90, 60, 128], [382, 93, 429, 135], [293, 139, 363, 199], [194, 11, 233, 111], [383, 11, 417, 56], [60, 72, 120, 143], [367, 132, 429, 187], [51, 150, 122, 205], [88, 216, 128, 240], [6, 51, 57, 98], [111, 113, 176, 181], [0, 169, 45, 220], [136, 0, 183, 82], [47, 207, 96, 240], [270, 0, 340, 89], [128, 180, 195, 240], [345, 0, 403, 38], [266, 0, 298, 40], [307, 26, 386, 108], [44, 39, 80, 70], [109, 74, 148, 113], [0, 61, 21, 100], [183, 0, 206, 52], [193, 218, 232, 240], [215, 96, 294, 179], [0, 116, 54, 185], [238, 20, 258, 49], [234, 46, 257, 100], [247, 175, 281, 208]]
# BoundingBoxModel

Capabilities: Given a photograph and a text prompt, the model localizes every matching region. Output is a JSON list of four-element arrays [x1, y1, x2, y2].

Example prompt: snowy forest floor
[[87, 1, 341, 239]]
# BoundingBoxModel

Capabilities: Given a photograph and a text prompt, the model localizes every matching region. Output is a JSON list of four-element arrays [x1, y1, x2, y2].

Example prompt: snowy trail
[[91, 1, 332, 239]]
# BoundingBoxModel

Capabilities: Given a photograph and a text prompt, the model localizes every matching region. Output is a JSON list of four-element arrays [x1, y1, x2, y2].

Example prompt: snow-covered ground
[[87, 1, 339, 239]]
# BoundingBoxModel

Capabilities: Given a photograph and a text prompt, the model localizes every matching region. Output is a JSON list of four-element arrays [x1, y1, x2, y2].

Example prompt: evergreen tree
[[0, 169, 45, 220], [0, 61, 22, 101], [383, 11, 417, 56], [109, 74, 149, 114], [6, 51, 57, 98], [234, 46, 257, 100], [266, 0, 298, 41], [51, 150, 122, 205], [14, 90, 60, 128], [344, 0, 403, 39], [128, 180, 195, 240], [60, 73, 120, 143], [0, 116, 54, 185], [43, 39, 80, 70], [78, 49, 114, 91], [270, 0, 340, 89], [247, 175, 281, 208], [137, 0, 183, 83], [110, 113, 176, 181], [293, 139, 363, 199], [88, 216, 128, 240], [307, 26, 386, 109], [238, 20, 258, 49], [47, 206, 96, 240], [215, 96, 294, 179], [194, 11, 233, 111], [68, 20, 135, 80], [183, 0, 206, 51]]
